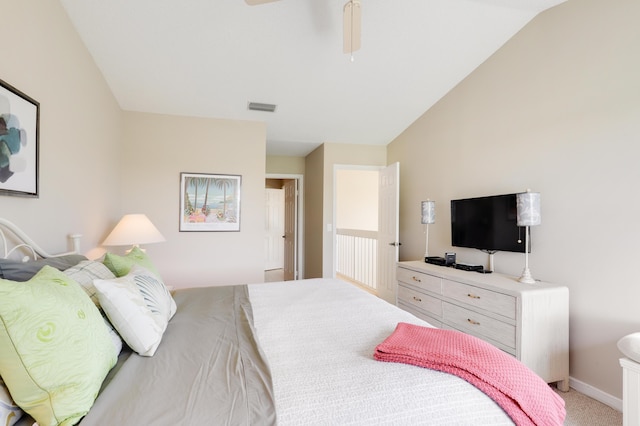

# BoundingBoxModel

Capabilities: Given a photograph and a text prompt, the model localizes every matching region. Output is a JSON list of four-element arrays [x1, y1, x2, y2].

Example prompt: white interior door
[[283, 179, 297, 280], [377, 162, 400, 304], [265, 188, 284, 270]]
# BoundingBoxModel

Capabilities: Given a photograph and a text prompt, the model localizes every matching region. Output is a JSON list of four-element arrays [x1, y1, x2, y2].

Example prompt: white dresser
[[396, 260, 569, 391]]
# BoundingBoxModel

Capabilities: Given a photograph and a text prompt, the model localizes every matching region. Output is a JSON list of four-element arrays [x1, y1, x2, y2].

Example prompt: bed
[[0, 218, 564, 426]]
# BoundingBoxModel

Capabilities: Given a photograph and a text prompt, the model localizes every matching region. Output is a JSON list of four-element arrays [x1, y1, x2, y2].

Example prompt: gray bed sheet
[[18, 285, 276, 426]]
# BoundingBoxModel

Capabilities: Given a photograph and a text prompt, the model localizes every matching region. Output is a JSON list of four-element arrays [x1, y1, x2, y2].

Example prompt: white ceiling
[[60, 0, 565, 157]]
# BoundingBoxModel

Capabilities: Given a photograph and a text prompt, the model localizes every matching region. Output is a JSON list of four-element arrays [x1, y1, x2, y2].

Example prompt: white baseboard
[[569, 376, 622, 412]]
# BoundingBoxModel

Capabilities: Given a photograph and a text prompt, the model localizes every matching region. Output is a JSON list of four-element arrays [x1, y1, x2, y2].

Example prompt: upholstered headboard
[[0, 217, 81, 260]]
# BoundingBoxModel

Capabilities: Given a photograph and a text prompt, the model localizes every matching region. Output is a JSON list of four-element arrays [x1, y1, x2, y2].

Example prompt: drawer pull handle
[[467, 319, 481, 326], [467, 293, 481, 299], [413, 296, 422, 302], [412, 276, 422, 283]]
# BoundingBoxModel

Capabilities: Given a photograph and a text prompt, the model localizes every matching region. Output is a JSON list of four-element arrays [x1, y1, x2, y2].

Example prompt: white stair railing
[[336, 228, 378, 291]]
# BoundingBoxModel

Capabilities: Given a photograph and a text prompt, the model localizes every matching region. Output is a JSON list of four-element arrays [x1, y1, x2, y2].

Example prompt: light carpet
[[557, 388, 622, 426]]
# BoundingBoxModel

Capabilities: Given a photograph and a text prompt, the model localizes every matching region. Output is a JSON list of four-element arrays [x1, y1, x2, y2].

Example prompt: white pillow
[[618, 332, 640, 364], [94, 265, 176, 356], [0, 378, 23, 426]]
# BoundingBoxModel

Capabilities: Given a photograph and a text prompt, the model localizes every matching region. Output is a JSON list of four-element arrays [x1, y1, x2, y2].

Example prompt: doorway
[[333, 163, 399, 303], [334, 167, 379, 292], [265, 174, 304, 281], [265, 187, 284, 271]]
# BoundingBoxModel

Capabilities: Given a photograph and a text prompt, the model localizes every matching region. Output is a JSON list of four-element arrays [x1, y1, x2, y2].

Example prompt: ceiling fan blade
[[245, 0, 280, 5], [343, 0, 361, 54]]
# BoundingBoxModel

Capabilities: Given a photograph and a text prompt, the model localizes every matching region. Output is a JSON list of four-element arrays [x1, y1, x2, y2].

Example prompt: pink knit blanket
[[374, 323, 565, 426]]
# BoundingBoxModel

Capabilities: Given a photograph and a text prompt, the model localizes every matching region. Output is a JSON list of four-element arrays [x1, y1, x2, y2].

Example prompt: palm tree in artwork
[[189, 177, 208, 212], [201, 178, 211, 215], [193, 178, 201, 212], [193, 177, 210, 215], [184, 178, 194, 215], [214, 178, 233, 218]]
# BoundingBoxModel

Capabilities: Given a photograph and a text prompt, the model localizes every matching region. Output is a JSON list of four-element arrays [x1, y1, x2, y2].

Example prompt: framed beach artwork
[[180, 172, 241, 232], [0, 78, 39, 198]]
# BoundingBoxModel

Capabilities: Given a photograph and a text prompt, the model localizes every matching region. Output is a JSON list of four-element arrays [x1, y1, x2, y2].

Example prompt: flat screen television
[[450, 193, 527, 253]]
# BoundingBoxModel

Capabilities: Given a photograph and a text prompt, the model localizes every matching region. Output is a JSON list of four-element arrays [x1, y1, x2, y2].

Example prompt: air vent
[[248, 102, 277, 112]]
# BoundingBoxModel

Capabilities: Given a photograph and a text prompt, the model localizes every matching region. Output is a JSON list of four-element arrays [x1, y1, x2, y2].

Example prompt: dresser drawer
[[396, 267, 442, 294], [442, 280, 516, 319], [398, 302, 443, 328], [443, 302, 516, 349], [398, 285, 442, 317]]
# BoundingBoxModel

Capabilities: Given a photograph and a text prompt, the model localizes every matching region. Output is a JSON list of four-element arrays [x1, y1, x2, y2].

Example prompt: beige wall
[[336, 169, 378, 231], [0, 0, 122, 255], [266, 155, 305, 175], [388, 0, 640, 399], [304, 145, 325, 278], [120, 112, 267, 288]]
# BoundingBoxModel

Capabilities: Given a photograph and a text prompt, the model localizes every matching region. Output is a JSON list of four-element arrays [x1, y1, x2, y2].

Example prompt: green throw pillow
[[0, 266, 117, 426], [102, 246, 161, 278]]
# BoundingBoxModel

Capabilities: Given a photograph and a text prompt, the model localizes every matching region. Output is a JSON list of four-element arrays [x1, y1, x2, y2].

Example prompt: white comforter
[[248, 278, 514, 425]]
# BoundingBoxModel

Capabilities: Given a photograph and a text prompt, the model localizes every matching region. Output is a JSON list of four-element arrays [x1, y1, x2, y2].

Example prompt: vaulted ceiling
[[60, 0, 566, 156]]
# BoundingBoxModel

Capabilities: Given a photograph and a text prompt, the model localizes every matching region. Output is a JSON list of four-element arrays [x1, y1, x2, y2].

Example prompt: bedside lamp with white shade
[[102, 214, 165, 252], [516, 190, 541, 284], [421, 200, 435, 258]]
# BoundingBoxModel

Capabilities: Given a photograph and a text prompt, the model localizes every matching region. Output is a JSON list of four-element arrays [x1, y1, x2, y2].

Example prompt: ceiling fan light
[[343, 0, 361, 55]]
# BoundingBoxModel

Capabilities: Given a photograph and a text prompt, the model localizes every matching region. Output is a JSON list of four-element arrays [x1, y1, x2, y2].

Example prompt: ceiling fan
[[245, 0, 362, 59]]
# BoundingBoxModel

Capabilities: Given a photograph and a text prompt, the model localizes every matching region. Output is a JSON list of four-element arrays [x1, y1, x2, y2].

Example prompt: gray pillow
[[0, 254, 87, 281]]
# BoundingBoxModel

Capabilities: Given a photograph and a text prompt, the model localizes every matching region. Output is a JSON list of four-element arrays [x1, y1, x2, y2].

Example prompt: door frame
[[266, 173, 305, 280]]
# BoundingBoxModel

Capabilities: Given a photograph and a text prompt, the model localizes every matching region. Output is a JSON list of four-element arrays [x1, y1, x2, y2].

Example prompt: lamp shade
[[516, 192, 541, 227], [102, 214, 165, 246], [421, 200, 436, 225]]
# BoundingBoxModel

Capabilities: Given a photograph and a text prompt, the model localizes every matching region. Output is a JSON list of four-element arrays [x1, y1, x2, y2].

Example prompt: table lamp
[[516, 190, 541, 284], [421, 200, 435, 257], [102, 214, 165, 252]]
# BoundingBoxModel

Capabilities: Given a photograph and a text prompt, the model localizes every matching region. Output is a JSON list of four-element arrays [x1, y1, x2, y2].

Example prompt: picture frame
[[0, 78, 39, 198], [180, 172, 241, 232]]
